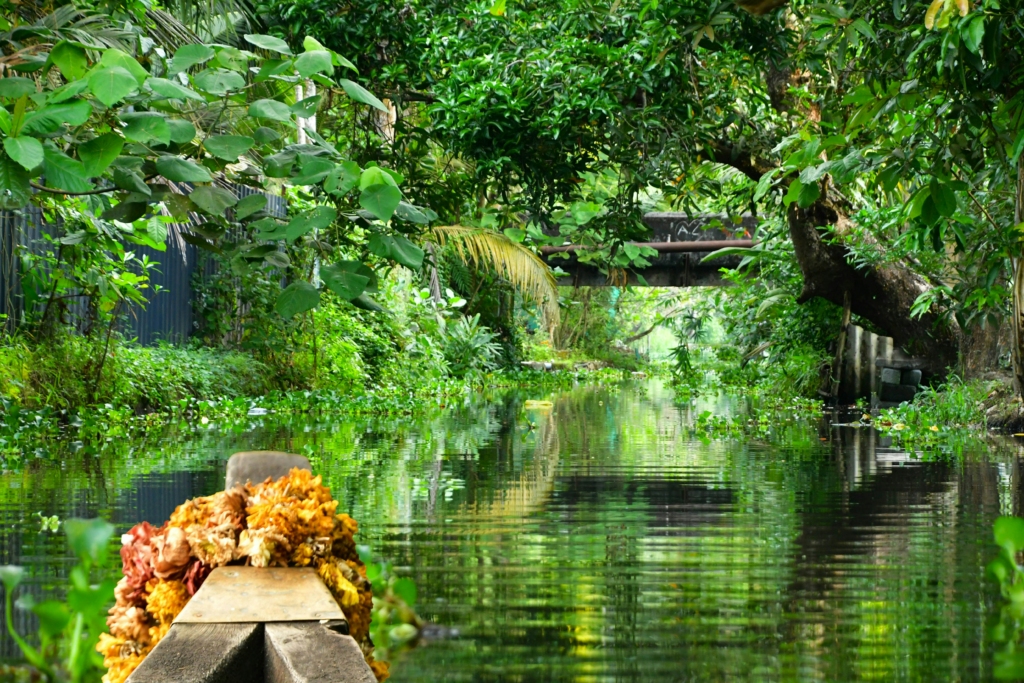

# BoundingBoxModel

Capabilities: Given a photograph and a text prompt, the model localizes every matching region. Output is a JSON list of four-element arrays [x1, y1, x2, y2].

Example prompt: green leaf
[[253, 127, 280, 144], [295, 50, 334, 78], [303, 36, 328, 52], [123, 114, 171, 146], [21, 100, 92, 135], [145, 216, 168, 249], [147, 77, 205, 101], [169, 44, 215, 75], [0, 565, 24, 591], [325, 160, 361, 195], [490, 0, 508, 15], [264, 250, 290, 268], [99, 48, 148, 85], [392, 577, 417, 606], [89, 66, 139, 107], [963, 15, 985, 54], [193, 69, 246, 95], [929, 178, 956, 217], [248, 99, 293, 122], [368, 233, 424, 269], [995, 516, 1024, 556], [503, 227, 525, 242], [285, 205, 336, 241], [0, 153, 31, 208], [64, 518, 115, 564], [321, 261, 369, 300], [339, 79, 387, 112], [359, 183, 401, 221], [167, 119, 196, 144], [351, 292, 383, 311], [245, 34, 292, 55], [0, 78, 36, 99], [291, 95, 321, 118], [276, 280, 320, 318], [3, 136, 43, 171], [205, 135, 255, 161], [394, 201, 431, 224], [43, 144, 92, 192], [112, 167, 150, 194], [79, 133, 123, 177], [359, 166, 394, 190], [156, 156, 213, 183], [796, 180, 820, 208], [235, 193, 266, 219], [290, 158, 334, 185], [190, 185, 237, 215], [49, 41, 87, 80], [31, 600, 71, 638]]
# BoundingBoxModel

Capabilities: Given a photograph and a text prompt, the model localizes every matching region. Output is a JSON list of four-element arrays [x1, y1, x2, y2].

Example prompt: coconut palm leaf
[[429, 225, 559, 326]]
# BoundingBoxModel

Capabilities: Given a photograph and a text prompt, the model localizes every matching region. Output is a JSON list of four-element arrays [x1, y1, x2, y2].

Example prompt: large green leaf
[[340, 79, 387, 112], [291, 95, 321, 118], [368, 233, 424, 269], [147, 77, 205, 101], [325, 160, 361, 195], [235, 193, 266, 219], [156, 156, 212, 183], [290, 158, 334, 186], [351, 292, 384, 311], [169, 44, 215, 75], [0, 78, 36, 99], [79, 133, 123, 176], [65, 518, 115, 564], [204, 135, 254, 161], [0, 565, 25, 591], [276, 280, 320, 318], [112, 167, 150, 194], [3, 136, 43, 171], [248, 99, 293, 122], [321, 262, 369, 300], [167, 119, 196, 144], [194, 69, 246, 95], [32, 600, 71, 638], [49, 41, 87, 80], [0, 153, 31, 208], [995, 516, 1024, 556], [20, 100, 92, 135], [98, 49, 148, 85], [122, 114, 171, 146], [89, 66, 139, 107], [929, 179, 956, 217], [43, 144, 92, 193], [190, 185, 237, 216], [295, 50, 334, 78], [244, 34, 292, 55], [285, 205, 336, 241], [394, 201, 432, 224], [359, 183, 401, 221]]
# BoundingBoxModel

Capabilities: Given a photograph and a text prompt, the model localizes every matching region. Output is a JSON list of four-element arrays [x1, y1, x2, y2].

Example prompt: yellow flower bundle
[[97, 468, 388, 683]]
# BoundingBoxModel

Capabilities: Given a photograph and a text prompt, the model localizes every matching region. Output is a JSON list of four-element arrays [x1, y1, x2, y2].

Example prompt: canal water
[[0, 379, 1017, 681]]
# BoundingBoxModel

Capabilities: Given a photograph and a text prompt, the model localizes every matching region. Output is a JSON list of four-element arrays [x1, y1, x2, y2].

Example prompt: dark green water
[[0, 380, 1017, 681]]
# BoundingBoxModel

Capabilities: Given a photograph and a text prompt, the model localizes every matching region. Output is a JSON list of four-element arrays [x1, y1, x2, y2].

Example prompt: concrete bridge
[[540, 213, 757, 287]]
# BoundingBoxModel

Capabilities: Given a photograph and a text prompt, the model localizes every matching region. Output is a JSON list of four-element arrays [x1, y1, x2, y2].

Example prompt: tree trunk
[[1012, 164, 1024, 394], [787, 182, 962, 376]]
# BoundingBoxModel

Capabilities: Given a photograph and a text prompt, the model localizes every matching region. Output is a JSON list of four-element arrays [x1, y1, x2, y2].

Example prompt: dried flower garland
[[96, 469, 389, 683]]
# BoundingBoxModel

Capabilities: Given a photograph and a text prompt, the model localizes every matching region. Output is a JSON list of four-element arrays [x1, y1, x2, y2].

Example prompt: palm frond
[[429, 225, 560, 326]]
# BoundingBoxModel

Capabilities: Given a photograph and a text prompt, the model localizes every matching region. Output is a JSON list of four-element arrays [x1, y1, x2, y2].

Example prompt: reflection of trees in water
[[778, 426, 1003, 681]]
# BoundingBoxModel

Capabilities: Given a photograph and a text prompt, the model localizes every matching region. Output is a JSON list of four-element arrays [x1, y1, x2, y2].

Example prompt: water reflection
[[0, 380, 1017, 681]]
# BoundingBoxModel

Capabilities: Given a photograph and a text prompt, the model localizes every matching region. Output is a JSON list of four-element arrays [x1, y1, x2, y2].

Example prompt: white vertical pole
[[295, 83, 307, 145]]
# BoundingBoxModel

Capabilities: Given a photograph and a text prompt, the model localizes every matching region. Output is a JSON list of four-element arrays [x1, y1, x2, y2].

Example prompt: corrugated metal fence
[[0, 187, 286, 344]]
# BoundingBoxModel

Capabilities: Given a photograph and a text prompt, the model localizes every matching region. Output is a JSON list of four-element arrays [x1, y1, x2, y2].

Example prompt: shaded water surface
[[0, 380, 1016, 681]]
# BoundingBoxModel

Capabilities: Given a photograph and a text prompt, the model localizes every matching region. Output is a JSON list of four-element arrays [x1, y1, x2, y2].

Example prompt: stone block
[[901, 369, 922, 386], [226, 451, 310, 489], [879, 367, 901, 384], [879, 382, 917, 403]]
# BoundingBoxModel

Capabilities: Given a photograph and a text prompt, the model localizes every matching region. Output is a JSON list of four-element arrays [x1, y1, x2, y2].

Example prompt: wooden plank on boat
[[265, 622, 377, 683], [175, 567, 345, 624], [126, 622, 263, 683]]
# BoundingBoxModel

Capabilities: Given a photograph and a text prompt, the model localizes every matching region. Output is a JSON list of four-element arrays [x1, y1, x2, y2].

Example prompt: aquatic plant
[[988, 516, 1024, 679], [1, 518, 116, 683]]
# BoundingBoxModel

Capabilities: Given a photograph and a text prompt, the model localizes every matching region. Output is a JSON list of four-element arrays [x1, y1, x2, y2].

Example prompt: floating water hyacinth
[[97, 469, 388, 683]]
